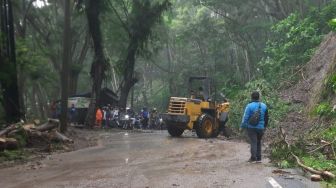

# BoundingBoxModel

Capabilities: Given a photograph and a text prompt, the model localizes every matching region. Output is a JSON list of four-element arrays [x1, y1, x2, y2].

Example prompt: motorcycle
[[151, 115, 165, 130], [132, 115, 141, 129], [110, 114, 120, 128], [121, 114, 133, 130]]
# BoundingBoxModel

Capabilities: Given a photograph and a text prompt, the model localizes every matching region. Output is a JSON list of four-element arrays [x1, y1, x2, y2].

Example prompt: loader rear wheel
[[196, 114, 214, 138], [167, 124, 184, 137]]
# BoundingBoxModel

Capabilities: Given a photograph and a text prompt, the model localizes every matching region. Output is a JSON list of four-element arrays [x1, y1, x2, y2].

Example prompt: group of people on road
[[95, 105, 123, 128], [49, 102, 77, 124], [94, 105, 163, 130]]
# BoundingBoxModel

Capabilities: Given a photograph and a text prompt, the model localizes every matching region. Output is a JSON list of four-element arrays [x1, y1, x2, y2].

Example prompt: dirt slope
[[281, 32, 336, 109], [273, 32, 336, 141]]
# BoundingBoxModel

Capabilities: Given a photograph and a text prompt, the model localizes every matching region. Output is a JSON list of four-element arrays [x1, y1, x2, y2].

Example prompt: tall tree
[[85, 0, 108, 126], [60, 0, 71, 132], [112, 0, 171, 108], [0, 0, 21, 123]]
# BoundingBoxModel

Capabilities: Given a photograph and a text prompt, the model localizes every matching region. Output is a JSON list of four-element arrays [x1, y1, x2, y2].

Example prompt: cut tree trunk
[[51, 130, 73, 143], [0, 137, 18, 150], [35, 119, 59, 132], [0, 124, 17, 137]]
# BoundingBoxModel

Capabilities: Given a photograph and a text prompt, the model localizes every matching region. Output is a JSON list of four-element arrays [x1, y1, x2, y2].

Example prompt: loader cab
[[188, 76, 213, 101]]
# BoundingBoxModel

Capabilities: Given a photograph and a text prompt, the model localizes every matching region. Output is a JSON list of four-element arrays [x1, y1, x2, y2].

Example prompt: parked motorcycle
[[110, 114, 120, 128], [151, 115, 165, 130], [121, 114, 133, 130]]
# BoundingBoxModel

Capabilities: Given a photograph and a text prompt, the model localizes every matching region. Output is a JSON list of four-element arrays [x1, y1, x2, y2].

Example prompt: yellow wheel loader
[[162, 77, 229, 138]]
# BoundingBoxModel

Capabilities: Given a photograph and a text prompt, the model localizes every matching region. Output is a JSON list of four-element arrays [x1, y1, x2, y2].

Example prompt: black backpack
[[248, 103, 261, 126]]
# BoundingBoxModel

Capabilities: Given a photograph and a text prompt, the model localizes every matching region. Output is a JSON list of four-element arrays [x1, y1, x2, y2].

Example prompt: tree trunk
[[33, 83, 46, 120], [243, 48, 251, 82], [142, 90, 148, 108], [166, 43, 176, 96], [0, 0, 21, 123], [30, 86, 38, 118], [60, 0, 71, 133], [130, 86, 134, 108], [85, 0, 107, 126], [276, 0, 288, 19], [118, 38, 139, 108], [69, 33, 90, 96], [68, 72, 79, 96]]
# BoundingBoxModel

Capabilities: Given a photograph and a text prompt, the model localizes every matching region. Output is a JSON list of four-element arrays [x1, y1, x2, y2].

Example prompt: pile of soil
[[267, 32, 336, 142]]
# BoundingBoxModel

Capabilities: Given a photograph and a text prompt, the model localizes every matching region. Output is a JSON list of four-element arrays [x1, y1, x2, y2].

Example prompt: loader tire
[[196, 114, 214, 138], [167, 124, 184, 137]]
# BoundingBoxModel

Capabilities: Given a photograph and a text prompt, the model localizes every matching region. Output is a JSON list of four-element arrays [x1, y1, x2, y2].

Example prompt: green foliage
[[11, 128, 28, 147], [270, 124, 336, 186], [0, 150, 29, 162], [278, 160, 291, 169], [302, 155, 336, 172], [313, 103, 334, 117], [269, 140, 308, 168], [324, 73, 336, 97], [327, 74, 336, 90], [328, 18, 336, 31], [259, 2, 336, 85], [259, 13, 321, 84], [225, 79, 290, 129], [320, 124, 336, 141], [269, 141, 293, 165]]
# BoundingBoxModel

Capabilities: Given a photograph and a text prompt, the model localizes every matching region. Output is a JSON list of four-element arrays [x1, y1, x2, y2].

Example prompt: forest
[[1, 0, 336, 186]]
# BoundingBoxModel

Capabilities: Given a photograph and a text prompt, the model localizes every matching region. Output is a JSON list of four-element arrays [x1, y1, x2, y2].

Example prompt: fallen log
[[0, 124, 17, 137], [25, 129, 51, 148], [23, 124, 35, 131], [311, 174, 322, 182], [51, 131, 73, 143], [35, 119, 59, 132], [0, 137, 6, 151], [33, 119, 40, 125], [279, 127, 335, 181], [0, 137, 19, 150]]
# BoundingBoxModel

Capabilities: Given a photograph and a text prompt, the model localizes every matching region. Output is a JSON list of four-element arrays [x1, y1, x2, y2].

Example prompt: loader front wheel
[[167, 124, 184, 137], [196, 114, 214, 138]]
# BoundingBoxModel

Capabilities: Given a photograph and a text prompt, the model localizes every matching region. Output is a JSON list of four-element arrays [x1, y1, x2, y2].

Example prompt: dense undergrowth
[[226, 79, 291, 130]]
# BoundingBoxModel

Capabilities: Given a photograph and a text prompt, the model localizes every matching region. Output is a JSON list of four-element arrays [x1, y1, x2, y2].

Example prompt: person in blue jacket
[[241, 91, 269, 163]]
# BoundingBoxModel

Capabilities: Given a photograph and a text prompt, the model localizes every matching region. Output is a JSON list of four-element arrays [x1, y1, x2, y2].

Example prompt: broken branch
[[279, 127, 335, 181]]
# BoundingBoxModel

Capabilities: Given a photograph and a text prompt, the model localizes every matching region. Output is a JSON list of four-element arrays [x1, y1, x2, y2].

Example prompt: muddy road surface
[[0, 130, 320, 188]]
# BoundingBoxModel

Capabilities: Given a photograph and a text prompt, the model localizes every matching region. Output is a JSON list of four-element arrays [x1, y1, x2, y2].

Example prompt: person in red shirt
[[95, 107, 103, 128]]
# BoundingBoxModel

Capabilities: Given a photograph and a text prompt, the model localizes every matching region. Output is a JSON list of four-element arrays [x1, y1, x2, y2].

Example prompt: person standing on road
[[95, 107, 103, 128], [69, 104, 77, 124], [141, 107, 149, 129], [102, 107, 107, 128], [240, 91, 268, 163]]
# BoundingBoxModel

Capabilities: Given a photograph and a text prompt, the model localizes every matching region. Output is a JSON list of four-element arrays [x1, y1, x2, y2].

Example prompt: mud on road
[[0, 130, 319, 188]]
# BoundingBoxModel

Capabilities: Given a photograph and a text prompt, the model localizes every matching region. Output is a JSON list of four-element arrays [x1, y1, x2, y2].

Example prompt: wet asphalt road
[[0, 130, 321, 188]]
